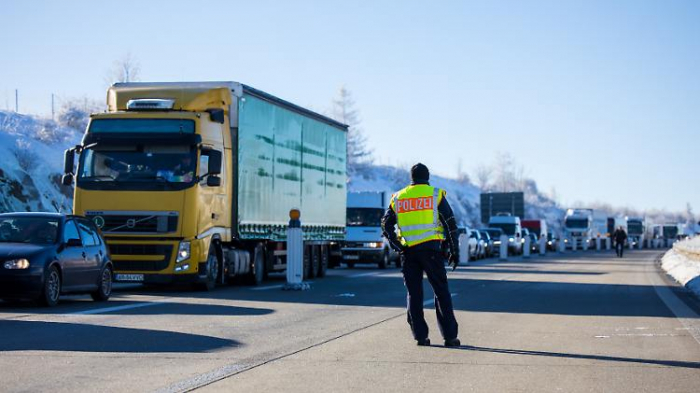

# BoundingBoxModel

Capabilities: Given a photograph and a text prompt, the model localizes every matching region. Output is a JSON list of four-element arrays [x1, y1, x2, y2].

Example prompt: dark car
[[0, 213, 113, 306], [483, 228, 504, 256], [528, 232, 539, 252]]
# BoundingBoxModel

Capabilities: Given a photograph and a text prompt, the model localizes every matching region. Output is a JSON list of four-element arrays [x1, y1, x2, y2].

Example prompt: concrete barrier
[[499, 235, 508, 261], [539, 236, 546, 256], [571, 238, 577, 252], [523, 236, 531, 259], [284, 209, 309, 290], [605, 238, 611, 251], [558, 237, 566, 253], [596, 238, 601, 252]]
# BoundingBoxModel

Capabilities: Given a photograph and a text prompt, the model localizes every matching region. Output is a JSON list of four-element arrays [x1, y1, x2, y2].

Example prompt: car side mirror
[[206, 176, 221, 187], [66, 238, 82, 247]]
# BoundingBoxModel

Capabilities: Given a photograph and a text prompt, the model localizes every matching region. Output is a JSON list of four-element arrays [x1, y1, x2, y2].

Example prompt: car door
[[58, 219, 85, 290], [76, 219, 101, 289]]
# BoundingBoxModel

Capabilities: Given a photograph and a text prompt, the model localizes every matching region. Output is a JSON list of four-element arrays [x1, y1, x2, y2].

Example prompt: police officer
[[381, 163, 461, 347]]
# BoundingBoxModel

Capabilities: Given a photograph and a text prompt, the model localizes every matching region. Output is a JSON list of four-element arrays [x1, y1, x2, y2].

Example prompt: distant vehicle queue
[[0, 82, 694, 306]]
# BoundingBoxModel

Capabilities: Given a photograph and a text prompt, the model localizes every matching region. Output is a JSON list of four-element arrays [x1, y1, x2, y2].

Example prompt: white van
[[488, 214, 523, 255], [342, 192, 399, 269]]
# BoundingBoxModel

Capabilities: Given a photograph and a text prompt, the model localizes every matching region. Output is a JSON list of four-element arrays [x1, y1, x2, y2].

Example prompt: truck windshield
[[77, 145, 197, 191], [565, 218, 588, 229], [347, 208, 384, 227], [628, 222, 644, 235], [490, 223, 516, 235], [663, 227, 678, 238]]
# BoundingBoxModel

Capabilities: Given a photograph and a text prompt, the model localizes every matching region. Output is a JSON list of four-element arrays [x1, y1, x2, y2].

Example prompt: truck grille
[[86, 212, 178, 234], [109, 244, 173, 272]]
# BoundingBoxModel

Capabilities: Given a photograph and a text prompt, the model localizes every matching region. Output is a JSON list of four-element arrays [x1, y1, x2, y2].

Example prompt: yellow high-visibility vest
[[390, 184, 446, 247]]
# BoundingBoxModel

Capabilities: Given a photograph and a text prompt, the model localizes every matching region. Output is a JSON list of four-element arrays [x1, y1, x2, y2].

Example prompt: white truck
[[625, 217, 645, 247], [341, 191, 399, 269], [563, 209, 593, 250]]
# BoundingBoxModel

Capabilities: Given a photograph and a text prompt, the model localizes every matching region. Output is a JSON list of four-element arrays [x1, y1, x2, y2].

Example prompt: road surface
[[1, 249, 699, 392]]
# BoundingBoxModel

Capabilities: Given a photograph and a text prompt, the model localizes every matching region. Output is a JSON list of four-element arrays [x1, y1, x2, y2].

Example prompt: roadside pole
[[596, 237, 601, 252], [605, 237, 611, 251], [571, 238, 577, 252], [284, 209, 309, 290], [459, 232, 469, 264], [499, 235, 508, 261], [523, 236, 531, 259], [558, 236, 566, 253]]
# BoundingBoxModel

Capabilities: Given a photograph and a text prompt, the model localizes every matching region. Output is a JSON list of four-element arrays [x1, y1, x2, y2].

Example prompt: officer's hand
[[448, 254, 459, 271]]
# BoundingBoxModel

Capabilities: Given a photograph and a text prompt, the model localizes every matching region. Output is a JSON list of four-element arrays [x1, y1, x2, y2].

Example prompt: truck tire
[[309, 245, 319, 279], [317, 245, 328, 278], [248, 243, 265, 285], [378, 248, 388, 269], [303, 245, 311, 279], [195, 248, 219, 291]]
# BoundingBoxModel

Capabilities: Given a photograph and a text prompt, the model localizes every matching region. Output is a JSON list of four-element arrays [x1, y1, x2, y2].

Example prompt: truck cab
[[563, 209, 593, 250], [342, 192, 398, 269]]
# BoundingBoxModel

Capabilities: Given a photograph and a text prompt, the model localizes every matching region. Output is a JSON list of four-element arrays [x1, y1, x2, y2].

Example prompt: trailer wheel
[[308, 245, 319, 279], [317, 245, 328, 278], [247, 243, 265, 285], [303, 245, 312, 279]]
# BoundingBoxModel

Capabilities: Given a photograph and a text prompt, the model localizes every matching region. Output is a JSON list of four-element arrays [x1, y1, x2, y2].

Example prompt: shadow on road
[[462, 268, 605, 275], [438, 344, 700, 369], [0, 320, 239, 353]]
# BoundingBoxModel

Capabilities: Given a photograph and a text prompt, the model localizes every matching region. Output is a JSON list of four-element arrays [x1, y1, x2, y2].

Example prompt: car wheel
[[91, 265, 113, 301], [378, 249, 388, 269], [39, 265, 61, 307]]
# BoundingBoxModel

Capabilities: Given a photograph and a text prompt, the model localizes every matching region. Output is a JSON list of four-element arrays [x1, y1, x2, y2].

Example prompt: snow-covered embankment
[[661, 236, 700, 298]]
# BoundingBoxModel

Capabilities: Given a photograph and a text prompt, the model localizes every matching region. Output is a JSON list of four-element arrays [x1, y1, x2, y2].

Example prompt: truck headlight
[[177, 241, 191, 263], [4, 259, 30, 270], [363, 242, 382, 248]]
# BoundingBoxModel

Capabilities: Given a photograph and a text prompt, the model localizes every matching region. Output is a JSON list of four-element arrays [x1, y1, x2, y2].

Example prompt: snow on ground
[[662, 236, 700, 299], [0, 111, 79, 213]]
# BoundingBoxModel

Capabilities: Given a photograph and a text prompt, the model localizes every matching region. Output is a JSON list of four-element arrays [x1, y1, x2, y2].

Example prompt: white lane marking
[[348, 271, 382, 278], [250, 281, 314, 291], [71, 301, 165, 315], [647, 255, 700, 345], [423, 293, 457, 307], [250, 284, 284, 291]]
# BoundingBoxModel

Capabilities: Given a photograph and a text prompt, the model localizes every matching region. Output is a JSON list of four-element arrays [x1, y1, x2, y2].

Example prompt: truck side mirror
[[64, 149, 75, 175], [206, 150, 222, 175], [61, 174, 74, 186]]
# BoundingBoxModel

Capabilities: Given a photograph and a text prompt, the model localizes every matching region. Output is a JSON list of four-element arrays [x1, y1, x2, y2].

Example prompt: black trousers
[[615, 242, 625, 257], [402, 249, 458, 341]]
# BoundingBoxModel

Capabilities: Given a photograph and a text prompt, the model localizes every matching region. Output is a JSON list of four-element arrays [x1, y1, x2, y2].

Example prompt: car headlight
[[547, 241, 552, 245], [177, 241, 191, 263], [4, 259, 30, 270], [509, 238, 514, 242]]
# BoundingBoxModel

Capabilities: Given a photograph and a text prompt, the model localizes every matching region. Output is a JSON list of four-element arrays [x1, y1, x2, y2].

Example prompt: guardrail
[[673, 236, 700, 260]]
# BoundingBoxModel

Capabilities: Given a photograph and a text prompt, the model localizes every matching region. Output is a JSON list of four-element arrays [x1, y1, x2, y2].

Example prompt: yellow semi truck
[[63, 82, 347, 289]]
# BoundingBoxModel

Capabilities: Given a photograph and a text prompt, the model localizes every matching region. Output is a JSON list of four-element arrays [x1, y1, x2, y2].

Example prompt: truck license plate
[[115, 274, 145, 282], [343, 255, 360, 260]]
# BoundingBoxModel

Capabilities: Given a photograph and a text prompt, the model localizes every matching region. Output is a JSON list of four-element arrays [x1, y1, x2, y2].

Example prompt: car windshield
[[565, 218, 588, 229], [485, 229, 503, 238], [0, 217, 59, 244], [347, 208, 384, 227], [490, 223, 516, 235], [78, 145, 197, 190], [479, 232, 490, 241]]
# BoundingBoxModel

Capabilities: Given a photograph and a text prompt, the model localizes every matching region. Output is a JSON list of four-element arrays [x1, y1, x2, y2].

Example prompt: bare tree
[[475, 164, 491, 191], [331, 86, 372, 169], [455, 158, 471, 185], [105, 52, 141, 85]]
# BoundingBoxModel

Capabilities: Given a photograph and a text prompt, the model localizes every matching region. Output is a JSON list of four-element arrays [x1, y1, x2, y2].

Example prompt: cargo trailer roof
[[111, 81, 348, 131]]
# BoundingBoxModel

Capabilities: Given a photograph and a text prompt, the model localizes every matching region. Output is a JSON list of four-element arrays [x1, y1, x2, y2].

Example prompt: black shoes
[[444, 338, 461, 347], [416, 338, 431, 346]]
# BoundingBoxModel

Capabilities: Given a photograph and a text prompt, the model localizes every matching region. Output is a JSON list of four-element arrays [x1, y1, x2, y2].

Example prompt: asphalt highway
[[1, 249, 699, 392]]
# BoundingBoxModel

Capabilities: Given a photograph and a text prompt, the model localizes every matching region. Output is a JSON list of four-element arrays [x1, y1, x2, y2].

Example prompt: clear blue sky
[[2, 0, 698, 213]]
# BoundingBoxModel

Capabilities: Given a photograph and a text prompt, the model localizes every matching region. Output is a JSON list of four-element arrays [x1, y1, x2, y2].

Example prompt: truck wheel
[[248, 243, 265, 285], [303, 245, 311, 279], [195, 248, 219, 291], [309, 246, 319, 279], [317, 245, 328, 278], [378, 248, 388, 269]]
